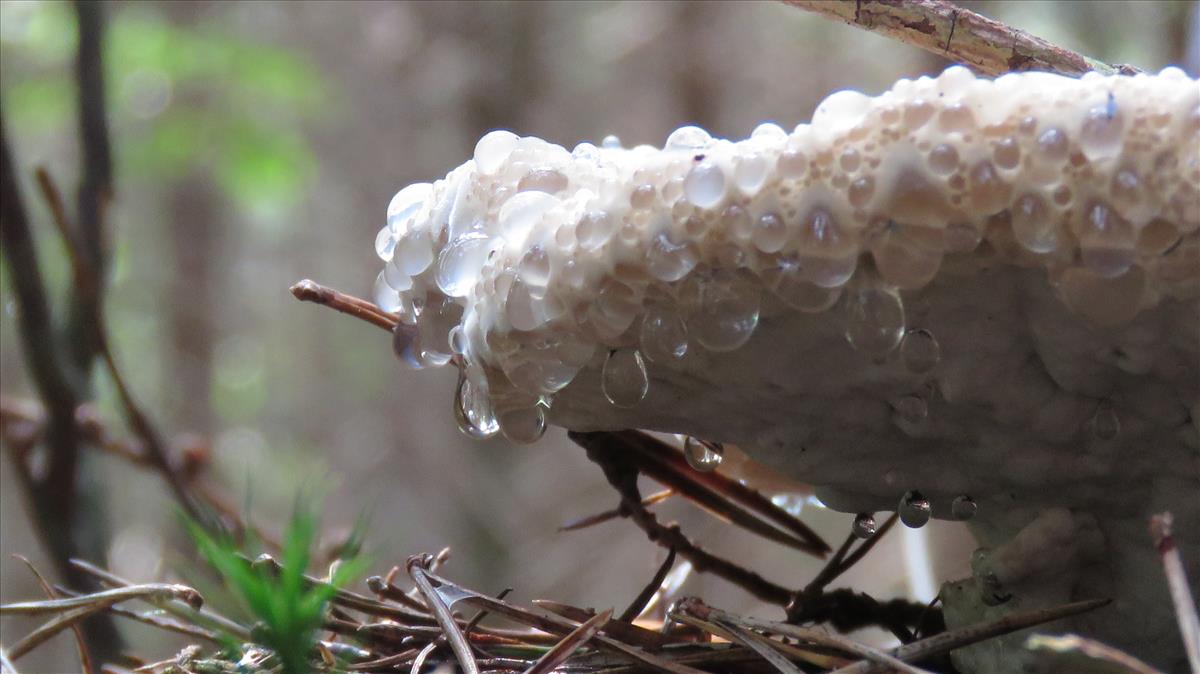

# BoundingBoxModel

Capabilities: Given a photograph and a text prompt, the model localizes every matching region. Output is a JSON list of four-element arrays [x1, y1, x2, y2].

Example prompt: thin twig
[[560, 489, 676, 532], [291, 279, 399, 332], [13, 555, 93, 673], [829, 598, 1111, 674], [408, 555, 481, 674], [619, 548, 676, 623], [781, 0, 1139, 77], [1150, 512, 1200, 673], [523, 608, 611, 674]]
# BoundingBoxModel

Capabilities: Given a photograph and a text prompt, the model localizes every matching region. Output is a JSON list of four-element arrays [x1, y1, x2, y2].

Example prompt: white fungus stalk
[[376, 66, 1199, 673]]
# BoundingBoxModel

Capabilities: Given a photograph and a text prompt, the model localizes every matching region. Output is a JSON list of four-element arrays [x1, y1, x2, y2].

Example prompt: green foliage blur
[[1, 1, 324, 213], [184, 504, 368, 674]]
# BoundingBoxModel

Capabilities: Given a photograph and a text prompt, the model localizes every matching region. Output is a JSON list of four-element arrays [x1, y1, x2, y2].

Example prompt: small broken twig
[[291, 279, 399, 332], [1150, 512, 1200, 673]]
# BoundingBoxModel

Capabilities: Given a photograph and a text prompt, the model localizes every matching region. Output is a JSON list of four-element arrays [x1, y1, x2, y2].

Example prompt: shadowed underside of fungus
[[372, 66, 1200, 673]]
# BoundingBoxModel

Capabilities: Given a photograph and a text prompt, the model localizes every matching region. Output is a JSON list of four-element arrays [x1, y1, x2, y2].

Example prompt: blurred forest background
[[2, 1, 1198, 670]]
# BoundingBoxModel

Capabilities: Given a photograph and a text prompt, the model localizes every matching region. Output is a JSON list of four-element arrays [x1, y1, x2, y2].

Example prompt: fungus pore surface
[[375, 66, 1200, 672]]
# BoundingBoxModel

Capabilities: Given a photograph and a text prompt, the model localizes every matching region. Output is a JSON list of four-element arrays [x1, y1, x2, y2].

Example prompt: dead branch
[[782, 0, 1139, 77]]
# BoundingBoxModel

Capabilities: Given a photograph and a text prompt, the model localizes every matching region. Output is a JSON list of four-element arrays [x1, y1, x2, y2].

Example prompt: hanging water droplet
[[436, 233, 492, 297], [387, 182, 433, 231], [375, 226, 396, 261], [688, 270, 760, 352], [646, 232, 699, 282], [899, 329, 940, 374], [1090, 402, 1120, 440], [392, 324, 424, 369], [1080, 201, 1135, 278], [683, 161, 726, 209], [602, 349, 649, 408], [373, 271, 401, 313], [498, 403, 547, 444], [898, 490, 931, 528], [640, 307, 688, 362], [844, 280, 905, 357], [951, 495, 977, 521], [895, 395, 928, 423], [852, 513, 877, 539], [683, 437, 724, 472], [454, 370, 500, 439], [394, 230, 434, 276]]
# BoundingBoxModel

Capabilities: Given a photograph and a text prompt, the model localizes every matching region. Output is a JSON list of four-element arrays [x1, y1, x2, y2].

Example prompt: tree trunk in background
[[673, 2, 720, 133], [166, 172, 219, 435]]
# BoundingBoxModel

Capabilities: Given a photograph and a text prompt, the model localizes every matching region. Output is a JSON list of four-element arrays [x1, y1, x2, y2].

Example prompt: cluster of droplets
[[373, 66, 1198, 444], [850, 491, 976, 534]]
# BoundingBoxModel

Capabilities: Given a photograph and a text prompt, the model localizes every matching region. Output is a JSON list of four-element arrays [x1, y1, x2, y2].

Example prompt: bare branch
[[782, 0, 1139, 77]]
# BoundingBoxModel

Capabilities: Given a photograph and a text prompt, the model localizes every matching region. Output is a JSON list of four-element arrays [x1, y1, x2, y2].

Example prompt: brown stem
[[782, 0, 1139, 77], [291, 279, 399, 332]]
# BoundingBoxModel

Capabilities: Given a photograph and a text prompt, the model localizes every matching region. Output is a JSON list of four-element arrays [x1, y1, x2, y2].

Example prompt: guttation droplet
[[844, 282, 905, 357], [640, 307, 688, 362], [899, 490, 931, 528], [899, 328, 940, 374], [602, 349, 649, 408], [497, 403, 547, 444], [852, 513, 877, 539], [683, 437, 724, 472], [454, 370, 499, 439], [951, 495, 977, 521]]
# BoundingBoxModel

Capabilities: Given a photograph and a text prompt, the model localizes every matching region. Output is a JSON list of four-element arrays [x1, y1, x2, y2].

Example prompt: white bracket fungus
[[375, 66, 1199, 672]]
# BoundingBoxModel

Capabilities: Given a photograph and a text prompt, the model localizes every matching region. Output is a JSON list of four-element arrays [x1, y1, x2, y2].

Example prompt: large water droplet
[[734, 153, 769, 194], [640, 307, 688, 362], [871, 222, 943, 290], [683, 437, 724, 472], [602, 349, 649, 408], [454, 370, 500, 439], [1080, 202, 1135, 278], [1090, 402, 1120, 440], [852, 513, 877, 539], [519, 245, 552, 288], [1079, 98, 1124, 161], [474, 130, 520, 175], [498, 402, 547, 444], [752, 212, 789, 253], [392, 324, 424, 369], [951, 495, 977, 521], [765, 258, 842, 313], [900, 329, 940, 374], [646, 232, 699, 282], [387, 183, 433, 231], [665, 126, 712, 151], [796, 208, 857, 288], [844, 280, 905, 357], [688, 271, 760, 352], [499, 191, 560, 243], [436, 234, 492, 298], [894, 395, 928, 423], [375, 226, 396, 261], [577, 210, 616, 251], [394, 231, 434, 276], [899, 490, 931, 528], [684, 161, 726, 209], [373, 271, 401, 313], [1011, 192, 1058, 253]]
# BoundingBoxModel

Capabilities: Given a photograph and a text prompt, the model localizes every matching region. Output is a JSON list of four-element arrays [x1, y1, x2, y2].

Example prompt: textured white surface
[[377, 66, 1200, 672]]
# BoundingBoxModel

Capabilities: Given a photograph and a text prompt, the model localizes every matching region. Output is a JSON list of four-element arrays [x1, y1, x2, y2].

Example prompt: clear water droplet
[[519, 245, 552, 288], [844, 280, 905, 357], [895, 395, 928, 423], [498, 403, 547, 444], [373, 271, 401, 313], [688, 271, 760, 352], [765, 259, 843, 313], [733, 153, 769, 194], [852, 513, 877, 539], [796, 208, 856, 288], [900, 329, 940, 374], [375, 226, 396, 261], [665, 126, 712, 151], [1079, 99, 1124, 161], [387, 182, 433, 231], [394, 231, 434, 276], [435, 233, 492, 297], [1012, 192, 1058, 254], [474, 130, 519, 175], [1090, 402, 1120, 440], [646, 232, 699, 282], [752, 212, 788, 253], [577, 210, 616, 252], [454, 370, 499, 439], [1080, 201, 1135, 278], [640, 307, 688, 362], [602, 349, 649, 408], [683, 437, 724, 472], [899, 490, 931, 528], [601, 134, 622, 149], [392, 324, 424, 369], [871, 222, 943, 290], [683, 161, 726, 209], [499, 191, 560, 243], [951, 495, 977, 521], [384, 258, 413, 292]]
